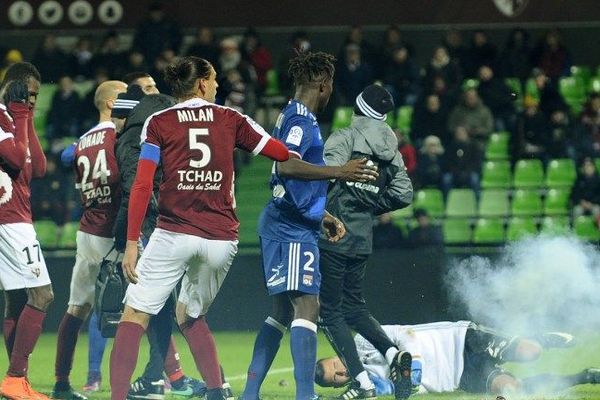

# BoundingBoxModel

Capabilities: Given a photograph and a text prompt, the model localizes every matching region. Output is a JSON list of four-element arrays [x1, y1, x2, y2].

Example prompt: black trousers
[[142, 292, 176, 381], [319, 249, 396, 379]]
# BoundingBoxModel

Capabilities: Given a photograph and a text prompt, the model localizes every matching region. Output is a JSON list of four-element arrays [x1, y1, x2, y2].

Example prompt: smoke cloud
[[446, 235, 600, 335]]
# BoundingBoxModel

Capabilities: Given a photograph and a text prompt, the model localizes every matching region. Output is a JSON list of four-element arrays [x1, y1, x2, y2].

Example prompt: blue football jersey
[[258, 100, 327, 242]]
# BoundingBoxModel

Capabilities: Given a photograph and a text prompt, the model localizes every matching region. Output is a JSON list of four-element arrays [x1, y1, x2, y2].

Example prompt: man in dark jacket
[[319, 85, 414, 400]]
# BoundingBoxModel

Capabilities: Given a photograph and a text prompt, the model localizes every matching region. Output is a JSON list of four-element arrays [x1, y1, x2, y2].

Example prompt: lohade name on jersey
[[177, 108, 214, 123], [78, 130, 106, 151], [83, 185, 112, 203], [177, 169, 223, 191]]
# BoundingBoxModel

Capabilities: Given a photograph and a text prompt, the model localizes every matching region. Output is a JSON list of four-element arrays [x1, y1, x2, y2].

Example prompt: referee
[[319, 85, 414, 400]]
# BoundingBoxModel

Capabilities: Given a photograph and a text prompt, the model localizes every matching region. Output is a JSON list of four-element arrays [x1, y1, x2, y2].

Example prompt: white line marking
[[227, 367, 294, 381]]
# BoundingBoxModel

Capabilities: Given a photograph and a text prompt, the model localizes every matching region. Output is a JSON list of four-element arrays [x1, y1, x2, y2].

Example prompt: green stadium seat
[[559, 76, 586, 99], [446, 189, 477, 217], [391, 204, 414, 221], [513, 159, 544, 188], [481, 160, 511, 188], [504, 77, 523, 108], [479, 189, 510, 217], [264, 69, 281, 97], [574, 216, 600, 241], [413, 189, 444, 218], [37, 84, 57, 111], [485, 132, 510, 161], [443, 218, 472, 244], [540, 215, 571, 235], [545, 158, 576, 187], [385, 111, 396, 128], [73, 80, 94, 98], [58, 221, 79, 249], [544, 188, 570, 216], [596, 158, 600, 173], [332, 107, 354, 130], [589, 77, 600, 94], [570, 65, 592, 86], [473, 218, 505, 244], [565, 98, 585, 116], [525, 78, 540, 101], [34, 220, 59, 248], [511, 189, 542, 216], [506, 217, 538, 241], [395, 105, 413, 133], [462, 79, 480, 90]]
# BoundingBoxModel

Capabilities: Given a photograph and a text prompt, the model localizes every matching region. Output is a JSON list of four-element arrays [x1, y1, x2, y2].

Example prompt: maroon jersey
[[73, 121, 121, 238], [0, 104, 33, 225], [141, 98, 271, 240]]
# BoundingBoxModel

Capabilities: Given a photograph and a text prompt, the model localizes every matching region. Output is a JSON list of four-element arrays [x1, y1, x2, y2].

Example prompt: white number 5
[[189, 128, 211, 168]]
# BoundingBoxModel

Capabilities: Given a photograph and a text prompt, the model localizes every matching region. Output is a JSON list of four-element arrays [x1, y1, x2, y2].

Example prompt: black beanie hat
[[354, 84, 395, 120], [111, 84, 145, 119]]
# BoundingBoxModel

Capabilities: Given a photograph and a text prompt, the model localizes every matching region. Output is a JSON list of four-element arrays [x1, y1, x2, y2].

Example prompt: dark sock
[[170, 376, 186, 390], [8, 305, 46, 377], [109, 321, 145, 400], [180, 317, 222, 389], [3, 318, 17, 359], [55, 313, 85, 385], [290, 319, 317, 400]]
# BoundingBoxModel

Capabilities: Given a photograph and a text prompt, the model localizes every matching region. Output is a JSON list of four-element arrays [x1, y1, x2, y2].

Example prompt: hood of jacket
[[349, 115, 398, 162]]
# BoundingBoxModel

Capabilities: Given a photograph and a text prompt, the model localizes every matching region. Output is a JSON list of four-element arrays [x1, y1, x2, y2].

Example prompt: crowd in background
[[1, 2, 599, 244]]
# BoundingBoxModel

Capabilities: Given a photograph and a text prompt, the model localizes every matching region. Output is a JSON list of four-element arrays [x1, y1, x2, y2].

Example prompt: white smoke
[[446, 235, 600, 335]]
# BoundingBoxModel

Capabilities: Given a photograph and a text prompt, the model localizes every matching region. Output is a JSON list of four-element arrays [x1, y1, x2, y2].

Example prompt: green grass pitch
[[2, 331, 600, 399]]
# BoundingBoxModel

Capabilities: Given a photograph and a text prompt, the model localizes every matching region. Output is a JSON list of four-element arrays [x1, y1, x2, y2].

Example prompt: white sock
[[385, 347, 399, 366], [355, 371, 374, 390]]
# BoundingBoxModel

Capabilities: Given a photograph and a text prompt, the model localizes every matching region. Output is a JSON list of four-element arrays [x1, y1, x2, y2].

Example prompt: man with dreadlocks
[[241, 52, 378, 400]]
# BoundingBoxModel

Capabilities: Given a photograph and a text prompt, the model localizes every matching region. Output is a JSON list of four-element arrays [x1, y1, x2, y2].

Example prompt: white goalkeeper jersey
[[355, 321, 471, 393]]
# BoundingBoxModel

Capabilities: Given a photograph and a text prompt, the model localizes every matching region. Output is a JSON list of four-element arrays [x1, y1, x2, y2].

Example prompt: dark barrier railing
[[0, 247, 477, 331]]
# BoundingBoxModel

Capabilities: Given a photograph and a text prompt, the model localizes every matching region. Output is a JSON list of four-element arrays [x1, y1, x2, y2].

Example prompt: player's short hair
[[0, 62, 41, 89], [288, 51, 335, 87], [164, 56, 212, 98], [123, 71, 152, 85], [314, 358, 329, 387]]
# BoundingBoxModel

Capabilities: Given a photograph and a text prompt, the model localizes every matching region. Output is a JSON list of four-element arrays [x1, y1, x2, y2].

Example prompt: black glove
[[3, 80, 29, 106]]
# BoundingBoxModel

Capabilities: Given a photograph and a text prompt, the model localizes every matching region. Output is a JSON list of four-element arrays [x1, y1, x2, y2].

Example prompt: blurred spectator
[[513, 95, 548, 161], [411, 94, 449, 146], [335, 44, 374, 106], [442, 127, 482, 197], [442, 29, 468, 73], [407, 208, 444, 247], [31, 157, 71, 226], [217, 37, 257, 113], [32, 34, 69, 83], [424, 46, 462, 95], [532, 68, 568, 117], [0, 49, 23, 82], [186, 27, 219, 67], [46, 76, 81, 146], [150, 49, 176, 94], [122, 51, 150, 77], [570, 158, 600, 219], [80, 68, 109, 131], [242, 28, 273, 96], [547, 109, 574, 159], [477, 65, 516, 131], [91, 31, 126, 78], [463, 30, 497, 78], [499, 28, 532, 82], [448, 88, 494, 149], [132, 1, 182, 66], [382, 45, 420, 106], [531, 29, 571, 81], [68, 37, 94, 80], [394, 129, 417, 178], [339, 25, 380, 77], [222, 69, 249, 113], [380, 25, 414, 65], [575, 93, 600, 158], [416, 135, 444, 188], [372, 213, 405, 250], [278, 31, 311, 95]]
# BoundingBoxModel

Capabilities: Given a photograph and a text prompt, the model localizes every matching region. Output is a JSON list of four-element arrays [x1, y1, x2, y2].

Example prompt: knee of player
[[28, 285, 54, 310], [490, 373, 521, 395], [514, 338, 543, 361]]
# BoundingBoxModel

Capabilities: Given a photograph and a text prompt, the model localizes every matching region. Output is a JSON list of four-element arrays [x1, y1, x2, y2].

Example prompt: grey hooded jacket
[[318, 115, 413, 255]]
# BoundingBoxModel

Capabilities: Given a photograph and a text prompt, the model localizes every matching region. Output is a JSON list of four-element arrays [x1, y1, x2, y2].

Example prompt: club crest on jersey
[[302, 274, 313, 286], [0, 170, 14, 206], [286, 126, 303, 146]]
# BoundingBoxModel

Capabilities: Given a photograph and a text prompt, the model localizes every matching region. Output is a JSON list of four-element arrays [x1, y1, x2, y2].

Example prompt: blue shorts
[[260, 237, 321, 296]]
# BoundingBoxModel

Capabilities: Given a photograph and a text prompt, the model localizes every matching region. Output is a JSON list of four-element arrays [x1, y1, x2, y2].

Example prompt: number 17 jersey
[[73, 121, 121, 238], [141, 97, 272, 241]]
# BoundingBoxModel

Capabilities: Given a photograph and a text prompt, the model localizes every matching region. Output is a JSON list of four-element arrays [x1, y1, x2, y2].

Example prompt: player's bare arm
[[277, 156, 377, 182], [122, 240, 139, 284], [322, 211, 346, 242]]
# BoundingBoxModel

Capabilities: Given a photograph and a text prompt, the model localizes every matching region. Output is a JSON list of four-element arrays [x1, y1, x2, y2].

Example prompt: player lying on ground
[[315, 321, 600, 396]]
